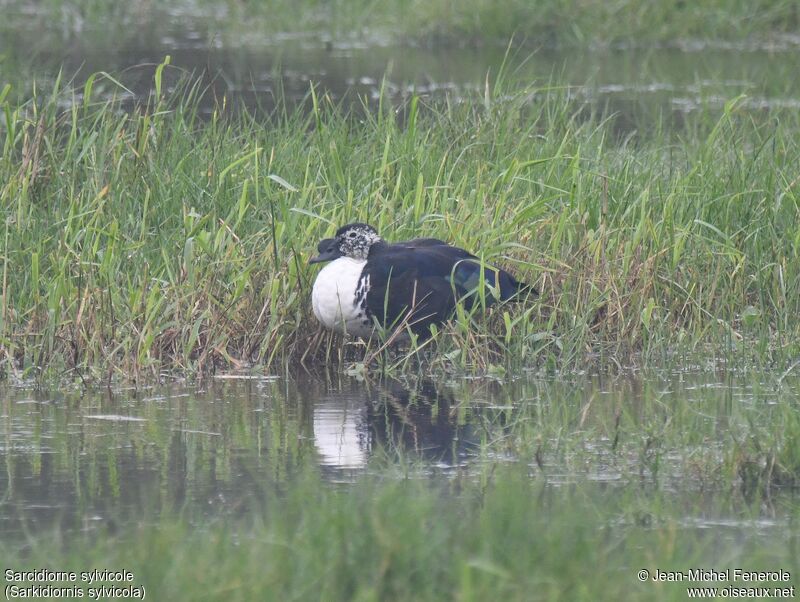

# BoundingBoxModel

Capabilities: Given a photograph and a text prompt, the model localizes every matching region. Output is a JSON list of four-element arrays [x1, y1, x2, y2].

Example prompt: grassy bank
[[3, 0, 799, 48], [1, 69, 800, 379], [2, 468, 797, 602]]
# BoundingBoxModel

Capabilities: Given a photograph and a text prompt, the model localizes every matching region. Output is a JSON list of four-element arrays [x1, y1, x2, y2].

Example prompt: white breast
[[312, 257, 374, 338]]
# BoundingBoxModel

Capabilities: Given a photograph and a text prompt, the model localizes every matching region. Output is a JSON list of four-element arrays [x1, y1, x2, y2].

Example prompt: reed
[[1, 67, 799, 379]]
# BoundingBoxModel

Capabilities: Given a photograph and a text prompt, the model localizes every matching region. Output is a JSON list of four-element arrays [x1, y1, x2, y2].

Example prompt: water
[[4, 5, 800, 127], [2, 371, 797, 538]]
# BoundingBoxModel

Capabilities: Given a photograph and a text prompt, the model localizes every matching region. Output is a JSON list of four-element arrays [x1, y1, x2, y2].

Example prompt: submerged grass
[[2, 468, 797, 601], [1, 67, 800, 379]]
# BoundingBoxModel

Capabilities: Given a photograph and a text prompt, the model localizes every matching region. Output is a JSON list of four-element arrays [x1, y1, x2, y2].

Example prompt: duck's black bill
[[309, 239, 342, 264]]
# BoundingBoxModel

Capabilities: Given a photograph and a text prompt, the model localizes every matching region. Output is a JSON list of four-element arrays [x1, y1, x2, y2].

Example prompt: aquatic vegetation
[[1, 464, 796, 602], [1, 66, 799, 379]]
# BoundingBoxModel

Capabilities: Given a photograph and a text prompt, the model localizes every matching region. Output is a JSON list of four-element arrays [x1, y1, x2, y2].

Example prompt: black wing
[[364, 244, 531, 336]]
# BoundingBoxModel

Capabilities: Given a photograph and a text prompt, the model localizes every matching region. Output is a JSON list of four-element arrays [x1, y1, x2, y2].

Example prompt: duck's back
[[363, 242, 526, 335]]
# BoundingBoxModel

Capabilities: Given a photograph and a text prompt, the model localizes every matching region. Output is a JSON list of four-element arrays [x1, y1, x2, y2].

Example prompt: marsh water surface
[[5, 5, 800, 127], [2, 371, 798, 546]]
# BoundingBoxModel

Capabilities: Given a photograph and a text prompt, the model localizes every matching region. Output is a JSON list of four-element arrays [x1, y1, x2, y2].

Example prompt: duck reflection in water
[[311, 377, 482, 472]]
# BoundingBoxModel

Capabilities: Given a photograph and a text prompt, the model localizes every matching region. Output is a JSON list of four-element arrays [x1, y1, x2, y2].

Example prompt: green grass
[[2, 467, 797, 601], [1, 65, 800, 379], [3, 0, 799, 48]]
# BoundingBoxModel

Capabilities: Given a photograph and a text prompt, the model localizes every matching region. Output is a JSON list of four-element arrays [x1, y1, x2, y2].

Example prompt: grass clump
[[1, 68, 800, 379], [2, 468, 797, 601]]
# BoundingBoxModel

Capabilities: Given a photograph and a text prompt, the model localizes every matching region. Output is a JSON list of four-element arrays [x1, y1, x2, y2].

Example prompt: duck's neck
[[367, 240, 389, 258]]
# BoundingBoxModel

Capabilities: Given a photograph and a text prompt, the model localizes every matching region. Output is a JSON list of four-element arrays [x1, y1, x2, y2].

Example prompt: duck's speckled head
[[310, 223, 381, 263]]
